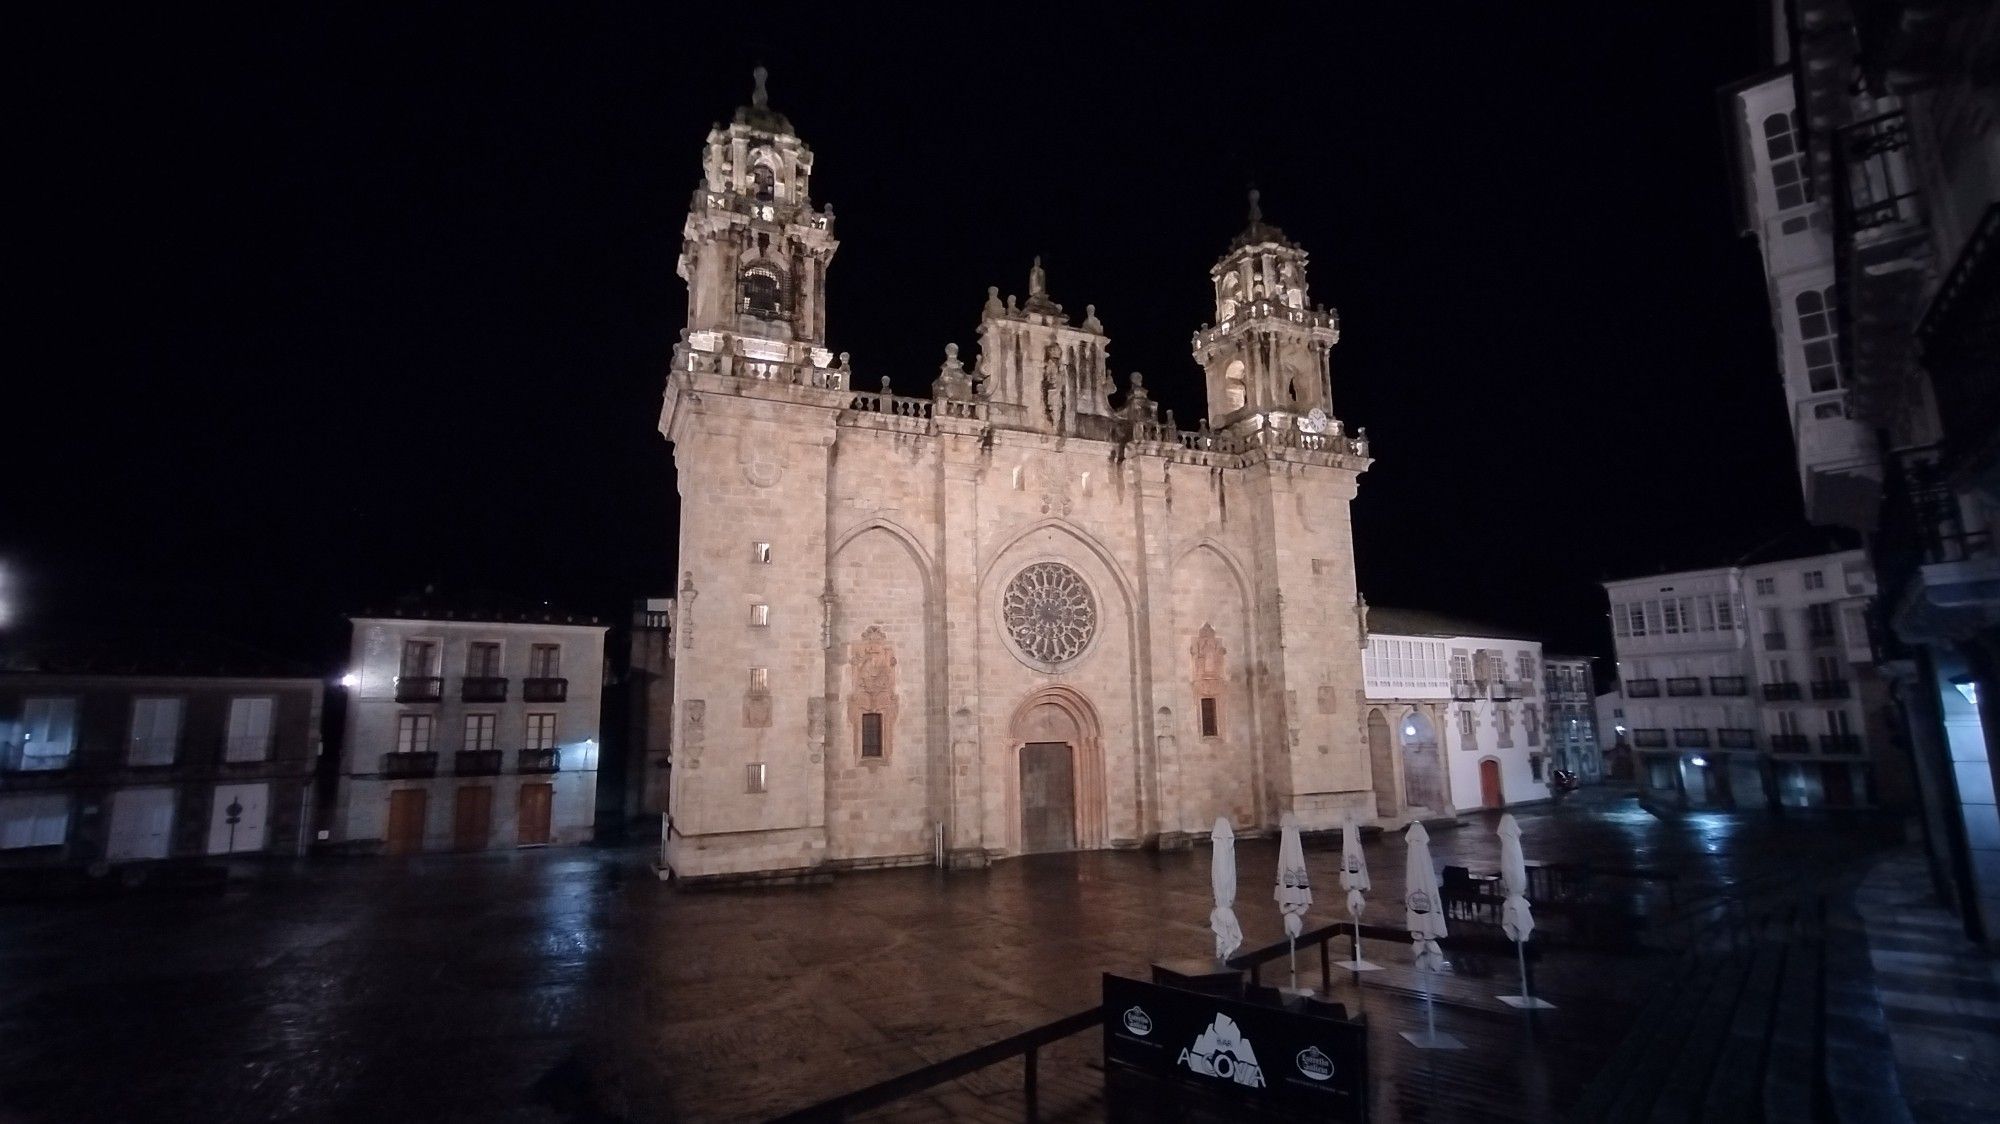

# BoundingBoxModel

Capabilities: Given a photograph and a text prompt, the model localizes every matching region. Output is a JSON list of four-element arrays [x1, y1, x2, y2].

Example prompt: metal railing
[[1764, 682, 1803, 701], [1667, 678, 1704, 697], [1809, 680, 1851, 700], [381, 751, 439, 778], [769, 1006, 1102, 1122], [523, 677, 568, 702], [518, 747, 560, 773], [461, 677, 508, 703], [1625, 679, 1661, 698], [1710, 676, 1749, 697], [394, 676, 443, 703], [455, 749, 503, 776], [1719, 729, 1758, 750]]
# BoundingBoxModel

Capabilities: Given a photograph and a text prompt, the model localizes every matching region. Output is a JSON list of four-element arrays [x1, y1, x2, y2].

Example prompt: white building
[[1362, 608, 1551, 814], [658, 72, 1377, 882], [1604, 540, 1897, 810], [1543, 654, 1603, 782], [333, 609, 606, 854]]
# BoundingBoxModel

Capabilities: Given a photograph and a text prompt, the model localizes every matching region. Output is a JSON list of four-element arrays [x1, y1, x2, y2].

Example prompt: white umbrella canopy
[[1209, 817, 1242, 961], [1497, 813, 1535, 943], [1275, 813, 1312, 939], [1404, 821, 1447, 972], [1339, 813, 1371, 919]]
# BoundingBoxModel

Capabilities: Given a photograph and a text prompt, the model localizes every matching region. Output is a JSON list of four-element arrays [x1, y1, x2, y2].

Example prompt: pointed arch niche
[[1006, 685, 1107, 852]]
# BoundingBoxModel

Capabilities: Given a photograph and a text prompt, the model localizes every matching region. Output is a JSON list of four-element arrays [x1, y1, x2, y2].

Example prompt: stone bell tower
[[1191, 191, 1340, 430], [677, 66, 840, 368]]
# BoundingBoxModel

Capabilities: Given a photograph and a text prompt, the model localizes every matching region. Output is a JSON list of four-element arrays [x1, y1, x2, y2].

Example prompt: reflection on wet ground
[[0, 794, 1908, 1122]]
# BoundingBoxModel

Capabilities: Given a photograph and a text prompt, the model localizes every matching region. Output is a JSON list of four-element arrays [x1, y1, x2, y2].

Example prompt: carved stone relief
[[845, 625, 899, 762], [683, 699, 705, 769]]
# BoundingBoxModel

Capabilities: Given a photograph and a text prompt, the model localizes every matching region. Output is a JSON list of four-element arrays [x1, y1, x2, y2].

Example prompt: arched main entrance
[[1008, 686, 1107, 854]]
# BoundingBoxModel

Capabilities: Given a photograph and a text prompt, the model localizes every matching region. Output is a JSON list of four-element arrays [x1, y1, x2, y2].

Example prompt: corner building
[[659, 74, 1375, 881]]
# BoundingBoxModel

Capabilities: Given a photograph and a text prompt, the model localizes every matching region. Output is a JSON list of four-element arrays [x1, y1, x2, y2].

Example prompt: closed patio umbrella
[[1275, 813, 1312, 993], [1209, 817, 1242, 964], [1337, 812, 1380, 971], [1402, 821, 1463, 1048], [1496, 813, 1554, 1009]]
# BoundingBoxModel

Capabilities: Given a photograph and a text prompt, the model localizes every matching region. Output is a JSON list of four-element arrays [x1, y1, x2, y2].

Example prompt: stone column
[[936, 431, 988, 867]]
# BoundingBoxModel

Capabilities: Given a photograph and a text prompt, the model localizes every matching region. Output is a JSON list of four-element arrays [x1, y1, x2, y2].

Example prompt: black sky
[[10, 3, 1805, 668]]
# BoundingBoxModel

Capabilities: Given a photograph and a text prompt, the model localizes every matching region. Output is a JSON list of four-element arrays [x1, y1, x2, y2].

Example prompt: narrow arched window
[[750, 163, 776, 202], [1223, 359, 1246, 411]]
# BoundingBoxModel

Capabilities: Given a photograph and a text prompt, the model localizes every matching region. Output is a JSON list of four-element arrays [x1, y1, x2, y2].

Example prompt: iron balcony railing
[[395, 676, 443, 703], [455, 749, 503, 776], [1667, 677, 1704, 697], [1771, 734, 1812, 753], [1633, 728, 1668, 748], [1711, 676, 1749, 697], [1764, 682, 1803, 701], [1810, 679, 1852, 700], [1673, 728, 1712, 749], [518, 747, 560, 774], [1625, 678, 1661, 698], [522, 677, 568, 703], [461, 677, 509, 703], [1718, 728, 1758, 750], [1840, 110, 1921, 232], [380, 751, 439, 778], [1820, 734, 1863, 754]]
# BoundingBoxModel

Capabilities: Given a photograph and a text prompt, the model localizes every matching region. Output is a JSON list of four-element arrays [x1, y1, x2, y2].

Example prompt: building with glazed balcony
[[1361, 608, 1550, 815], [330, 606, 606, 854], [1721, 0, 2000, 944]]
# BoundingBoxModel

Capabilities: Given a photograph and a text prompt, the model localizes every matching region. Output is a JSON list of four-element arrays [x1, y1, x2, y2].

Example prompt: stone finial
[[984, 285, 1003, 317], [1081, 303, 1102, 333], [1130, 371, 1144, 390], [752, 65, 769, 109], [836, 351, 849, 369], [944, 342, 959, 363], [1247, 187, 1262, 224]]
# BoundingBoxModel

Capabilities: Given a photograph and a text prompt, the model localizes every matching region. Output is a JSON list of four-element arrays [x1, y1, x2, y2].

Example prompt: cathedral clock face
[[1002, 562, 1098, 671]]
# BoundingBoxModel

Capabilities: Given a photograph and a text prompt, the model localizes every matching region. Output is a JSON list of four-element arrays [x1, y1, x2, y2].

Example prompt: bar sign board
[[1101, 974, 1367, 1120]]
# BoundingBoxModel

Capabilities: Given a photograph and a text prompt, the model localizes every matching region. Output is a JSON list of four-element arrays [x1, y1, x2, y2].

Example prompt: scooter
[[1550, 769, 1581, 802]]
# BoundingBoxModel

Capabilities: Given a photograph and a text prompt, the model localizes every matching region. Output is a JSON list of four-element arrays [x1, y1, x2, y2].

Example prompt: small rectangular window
[[1459, 709, 1475, 737], [750, 603, 770, 627], [400, 640, 438, 678], [525, 713, 556, 750], [753, 542, 772, 564], [529, 643, 561, 678], [463, 714, 496, 753], [1199, 697, 1219, 738], [750, 667, 769, 691], [860, 713, 883, 758], [128, 697, 183, 766], [1803, 570, 1825, 591], [225, 697, 276, 762], [396, 714, 434, 755], [466, 641, 502, 677], [746, 763, 767, 793]]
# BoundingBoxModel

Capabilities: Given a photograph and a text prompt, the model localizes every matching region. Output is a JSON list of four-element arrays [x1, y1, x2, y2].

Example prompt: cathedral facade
[[659, 72, 1376, 881]]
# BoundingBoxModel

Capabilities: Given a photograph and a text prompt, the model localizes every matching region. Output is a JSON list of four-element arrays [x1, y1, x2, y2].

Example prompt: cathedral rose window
[[1003, 562, 1097, 668]]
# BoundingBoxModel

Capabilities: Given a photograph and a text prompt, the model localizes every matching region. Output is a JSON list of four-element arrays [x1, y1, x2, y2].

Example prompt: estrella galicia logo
[[1121, 1006, 1153, 1036], [1177, 1013, 1266, 1088], [1295, 1045, 1334, 1081]]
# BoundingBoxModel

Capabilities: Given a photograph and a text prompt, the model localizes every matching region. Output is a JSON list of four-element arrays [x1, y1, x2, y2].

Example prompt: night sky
[[12, 3, 1805, 669]]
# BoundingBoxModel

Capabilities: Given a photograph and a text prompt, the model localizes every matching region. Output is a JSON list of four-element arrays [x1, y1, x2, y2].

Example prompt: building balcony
[[380, 751, 439, 778], [454, 749, 503, 776], [1718, 728, 1758, 750], [1809, 679, 1852, 700], [1710, 676, 1749, 697], [1451, 680, 1480, 701], [518, 747, 560, 774], [523, 677, 569, 703], [1807, 629, 1839, 649], [1624, 679, 1661, 699], [1666, 677, 1704, 698], [1633, 728, 1668, 748], [395, 676, 443, 703], [0, 743, 70, 773], [1763, 632, 1788, 651], [1771, 734, 1812, 754], [1763, 682, 1803, 701], [461, 677, 509, 703], [1673, 728, 1711, 749], [1820, 734, 1864, 755]]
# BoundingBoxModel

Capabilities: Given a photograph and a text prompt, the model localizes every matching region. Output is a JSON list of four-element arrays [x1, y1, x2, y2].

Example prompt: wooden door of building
[[1479, 759, 1504, 809], [453, 786, 492, 851], [518, 783, 553, 846], [385, 789, 427, 855], [1019, 742, 1076, 853]]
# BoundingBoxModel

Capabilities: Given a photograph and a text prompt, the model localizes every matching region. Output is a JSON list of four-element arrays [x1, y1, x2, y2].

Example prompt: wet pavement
[[0, 794, 1933, 1122]]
